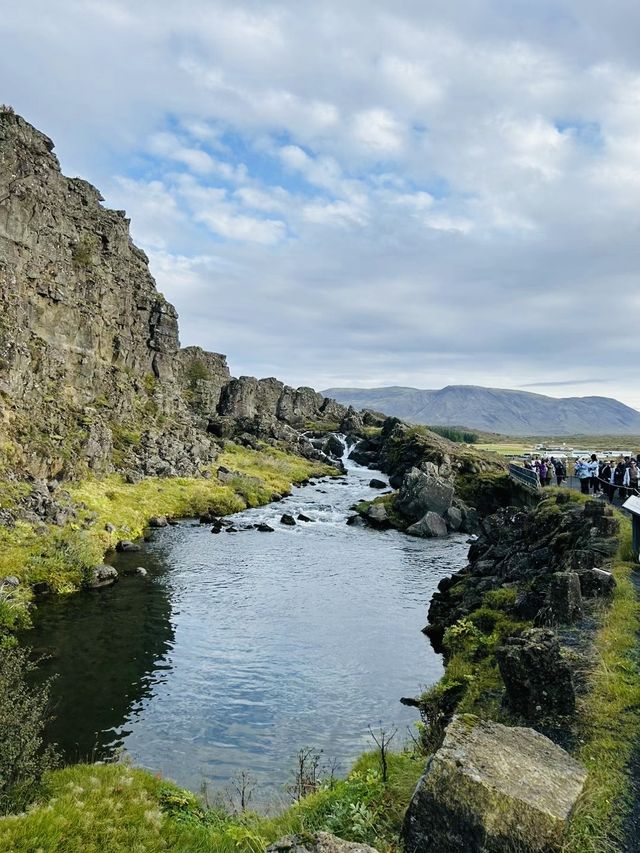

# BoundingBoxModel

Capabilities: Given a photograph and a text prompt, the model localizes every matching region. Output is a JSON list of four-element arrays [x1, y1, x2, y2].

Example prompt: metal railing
[[508, 463, 540, 492]]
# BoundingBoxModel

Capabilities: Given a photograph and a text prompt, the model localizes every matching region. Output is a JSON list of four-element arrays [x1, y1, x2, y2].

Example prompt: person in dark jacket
[[601, 461, 614, 502]]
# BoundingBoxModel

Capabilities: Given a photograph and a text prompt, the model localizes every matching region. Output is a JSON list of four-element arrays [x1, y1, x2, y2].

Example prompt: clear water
[[27, 451, 468, 807]]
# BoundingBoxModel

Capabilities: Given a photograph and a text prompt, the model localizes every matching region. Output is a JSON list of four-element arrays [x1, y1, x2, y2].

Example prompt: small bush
[[0, 646, 58, 814]]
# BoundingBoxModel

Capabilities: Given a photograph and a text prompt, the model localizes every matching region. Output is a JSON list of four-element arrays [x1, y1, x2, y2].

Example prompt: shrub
[[0, 646, 58, 814]]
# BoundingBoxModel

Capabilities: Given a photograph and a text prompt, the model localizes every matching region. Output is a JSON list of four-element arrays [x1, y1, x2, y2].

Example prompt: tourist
[[545, 459, 554, 487], [539, 458, 547, 486], [614, 460, 626, 500], [624, 460, 639, 495], [553, 457, 566, 486], [575, 458, 591, 494], [601, 460, 615, 502], [588, 454, 600, 493]]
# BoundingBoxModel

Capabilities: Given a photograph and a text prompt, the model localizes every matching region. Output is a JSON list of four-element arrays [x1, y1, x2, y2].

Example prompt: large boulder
[[402, 715, 587, 853], [395, 467, 454, 522], [496, 628, 576, 718], [407, 511, 448, 538], [267, 833, 378, 853]]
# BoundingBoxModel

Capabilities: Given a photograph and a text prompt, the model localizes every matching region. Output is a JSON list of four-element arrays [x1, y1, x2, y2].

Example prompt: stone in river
[[257, 523, 275, 532], [115, 540, 141, 552], [88, 564, 118, 589], [280, 514, 297, 526]]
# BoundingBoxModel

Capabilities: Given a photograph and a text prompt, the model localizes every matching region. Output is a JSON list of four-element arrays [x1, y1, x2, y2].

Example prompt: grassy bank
[[564, 512, 640, 852], [0, 747, 423, 852], [0, 443, 337, 643]]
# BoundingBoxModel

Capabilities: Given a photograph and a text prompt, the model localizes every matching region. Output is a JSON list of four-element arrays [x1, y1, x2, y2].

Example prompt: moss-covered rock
[[402, 714, 587, 852]]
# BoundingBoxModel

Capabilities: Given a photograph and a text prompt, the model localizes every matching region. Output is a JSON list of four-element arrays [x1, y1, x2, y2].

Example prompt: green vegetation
[[186, 359, 211, 389], [71, 234, 97, 270], [0, 443, 336, 641], [428, 425, 479, 444], [564, 514, 640, 852], [0, 646, 58, 814], [0, 750, 424, 852]]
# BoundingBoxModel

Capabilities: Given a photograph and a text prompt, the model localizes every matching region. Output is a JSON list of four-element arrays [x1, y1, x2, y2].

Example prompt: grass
[[0, 443, 336, 641], [0, 751, 424, 852], [564, 513, 640, 852]]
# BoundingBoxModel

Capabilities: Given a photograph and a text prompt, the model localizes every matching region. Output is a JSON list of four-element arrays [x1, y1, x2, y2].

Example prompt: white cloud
[[3, 1, 640, 407]]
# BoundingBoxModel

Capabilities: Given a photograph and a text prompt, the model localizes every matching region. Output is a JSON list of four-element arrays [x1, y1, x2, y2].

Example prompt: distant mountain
[[322, 385, 640, 436]]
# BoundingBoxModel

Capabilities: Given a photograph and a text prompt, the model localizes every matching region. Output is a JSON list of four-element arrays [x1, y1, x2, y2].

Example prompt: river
[[27, 446, 469, 808]]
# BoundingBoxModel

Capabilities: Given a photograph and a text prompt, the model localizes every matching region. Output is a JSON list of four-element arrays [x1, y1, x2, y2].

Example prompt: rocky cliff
[[0, 110, 345, 482]]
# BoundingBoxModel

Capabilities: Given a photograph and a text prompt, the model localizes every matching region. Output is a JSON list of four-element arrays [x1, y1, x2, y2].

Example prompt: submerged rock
[[268, 832, 378, 853], [402, 714, 587, 853], [280, 513, 297, 526], [257, 523, 275, 532], [297, 513, 314, 522], [135, 567, 148, 577]]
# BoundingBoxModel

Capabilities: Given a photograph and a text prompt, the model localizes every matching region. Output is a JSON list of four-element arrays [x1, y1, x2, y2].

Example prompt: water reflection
[[26, 549, 175, 761]]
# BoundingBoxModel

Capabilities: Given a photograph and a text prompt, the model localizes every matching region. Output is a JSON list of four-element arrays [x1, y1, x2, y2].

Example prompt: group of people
[[574, 454, 640, 500], [524, 453, 640, 500], [524, 456, 567, 487]]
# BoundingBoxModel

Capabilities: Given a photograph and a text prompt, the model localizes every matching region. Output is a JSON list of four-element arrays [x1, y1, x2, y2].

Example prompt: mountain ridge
[[322, 385, 640, 436]]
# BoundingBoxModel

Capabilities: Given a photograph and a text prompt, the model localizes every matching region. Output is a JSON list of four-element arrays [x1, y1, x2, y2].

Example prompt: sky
[[2, 1, 640, 408]]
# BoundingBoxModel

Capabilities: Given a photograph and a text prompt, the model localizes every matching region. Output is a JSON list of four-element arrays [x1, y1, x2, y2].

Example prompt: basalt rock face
[[0, 110, 217, 479], [0, 111, 343, 481]]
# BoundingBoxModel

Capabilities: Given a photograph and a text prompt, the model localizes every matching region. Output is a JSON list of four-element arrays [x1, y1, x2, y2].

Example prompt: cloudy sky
[[3, 1, 640, 408]]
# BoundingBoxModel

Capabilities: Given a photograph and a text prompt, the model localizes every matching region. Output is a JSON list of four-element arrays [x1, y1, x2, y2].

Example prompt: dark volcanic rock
[[546, 571, 583, 624], [395, 466, 454, 522], [497, 628, 576, 718], [280, 514, 296, 526], [368, 478, 386, 489], [115, 540, 140, 553], [257, 523, 275, 532], [88, 564, 118, 589]]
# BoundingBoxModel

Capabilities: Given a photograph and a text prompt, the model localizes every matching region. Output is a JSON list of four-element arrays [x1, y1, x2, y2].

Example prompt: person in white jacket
[[575, 458, 591, 495]]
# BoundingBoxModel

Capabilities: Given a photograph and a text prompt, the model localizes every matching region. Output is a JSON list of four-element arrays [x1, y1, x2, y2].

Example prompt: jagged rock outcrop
[[175, 347, 231, 417], [426, 495, 619, 653], [402, 715, 587, 853], [0, 110, 345, 482]]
